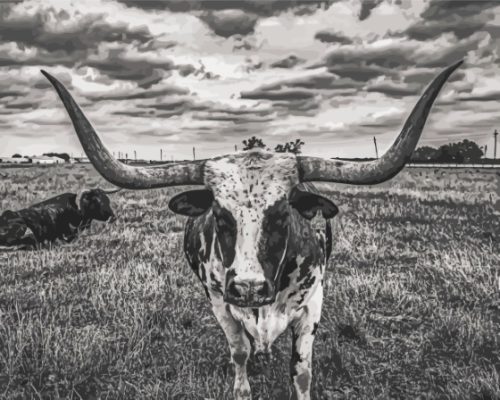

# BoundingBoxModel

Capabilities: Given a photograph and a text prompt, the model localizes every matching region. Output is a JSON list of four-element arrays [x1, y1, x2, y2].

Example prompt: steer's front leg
[[211, 303, 252, 400], [289, 288, 323, 400]]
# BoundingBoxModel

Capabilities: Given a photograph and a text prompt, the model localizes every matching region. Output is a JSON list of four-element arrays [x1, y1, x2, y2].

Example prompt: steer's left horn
[[297, 60, 463, 185], [41, 70, 205, 189]]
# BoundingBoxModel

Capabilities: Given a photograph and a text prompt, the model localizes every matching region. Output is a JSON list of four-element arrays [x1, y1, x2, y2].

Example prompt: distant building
[[31, 156, 61, 165], [0, 157, 31, 164], [73, 157, 90, 163]]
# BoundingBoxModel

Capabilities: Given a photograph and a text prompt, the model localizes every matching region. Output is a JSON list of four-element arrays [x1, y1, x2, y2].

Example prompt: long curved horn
[[41, 70, 205, 189], [297, 60, 463, 185]]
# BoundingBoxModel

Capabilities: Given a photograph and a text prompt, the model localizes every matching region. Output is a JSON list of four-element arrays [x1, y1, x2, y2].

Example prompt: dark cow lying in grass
[[0, 188, 118, 250]]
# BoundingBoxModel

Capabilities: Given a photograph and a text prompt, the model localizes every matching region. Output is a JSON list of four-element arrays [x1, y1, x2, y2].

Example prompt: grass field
[[0, 165, 499, 400]]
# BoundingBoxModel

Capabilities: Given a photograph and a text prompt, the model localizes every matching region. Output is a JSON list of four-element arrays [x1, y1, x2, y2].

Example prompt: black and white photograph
[[0, 0, 499, 399]]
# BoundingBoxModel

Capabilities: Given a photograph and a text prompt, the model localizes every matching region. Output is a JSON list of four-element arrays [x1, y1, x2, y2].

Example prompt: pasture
[[0, 165, 499, 399]]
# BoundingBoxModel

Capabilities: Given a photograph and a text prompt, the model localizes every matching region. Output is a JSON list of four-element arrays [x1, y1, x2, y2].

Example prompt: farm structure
[[31, 156, 62, 165], [0, 157, 30, 164]]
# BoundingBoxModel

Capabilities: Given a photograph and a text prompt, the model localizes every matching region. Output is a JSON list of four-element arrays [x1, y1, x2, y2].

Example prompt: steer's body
[[183, 153, 333, 398]]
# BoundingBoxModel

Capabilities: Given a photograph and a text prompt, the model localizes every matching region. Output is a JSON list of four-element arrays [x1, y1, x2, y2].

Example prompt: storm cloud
[[0, 5, 153, 61], [314, 29, 353, 45], [0, 0, 499, 160], [400, 0, 499, 41]]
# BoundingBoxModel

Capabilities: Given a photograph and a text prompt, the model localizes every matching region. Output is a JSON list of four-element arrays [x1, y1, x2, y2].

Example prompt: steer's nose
[[225, 277, 275, 307]]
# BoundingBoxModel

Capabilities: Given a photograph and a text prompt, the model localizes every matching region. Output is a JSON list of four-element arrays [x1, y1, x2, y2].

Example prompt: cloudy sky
[[1, 0, 500, 160]]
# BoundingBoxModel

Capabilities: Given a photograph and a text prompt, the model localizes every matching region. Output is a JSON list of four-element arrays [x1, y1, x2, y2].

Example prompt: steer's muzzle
[[224, 276, 275, 307]]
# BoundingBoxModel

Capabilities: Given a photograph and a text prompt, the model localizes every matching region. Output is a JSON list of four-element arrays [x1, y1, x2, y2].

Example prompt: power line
[[373, 136, 379, 159], [494, 129, 498, 161]]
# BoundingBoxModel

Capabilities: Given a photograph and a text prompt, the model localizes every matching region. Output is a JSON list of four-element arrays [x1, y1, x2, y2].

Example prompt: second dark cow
[[0, 188, 118, 249]]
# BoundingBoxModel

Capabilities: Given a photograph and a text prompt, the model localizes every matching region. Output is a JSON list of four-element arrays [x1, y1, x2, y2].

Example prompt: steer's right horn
[[41, 71, 205, 189], [297, 60, 463, 185]]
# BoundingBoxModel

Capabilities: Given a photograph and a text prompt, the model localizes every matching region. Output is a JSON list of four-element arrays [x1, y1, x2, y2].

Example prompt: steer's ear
[[289, 184, 338, 220], [169, 189, 214, 217]]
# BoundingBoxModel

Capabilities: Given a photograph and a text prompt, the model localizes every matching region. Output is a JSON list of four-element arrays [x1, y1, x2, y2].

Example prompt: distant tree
[[436, 140, 482, 163], [412, 146, 439, 162], [436, 145, 458, 163], [274, 138, 305, 154], [12, 153, 22, 158], [43, 152, 70, 162], [413, 140, 483, 163], [288, 138, 305, 154], [454, 139, 483, 162], [242, 136, 266, 151], [274, 143, 288, 153]]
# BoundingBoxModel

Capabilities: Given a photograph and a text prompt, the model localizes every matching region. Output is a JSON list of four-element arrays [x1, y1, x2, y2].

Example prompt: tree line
[[242, 136, 305, 154], [411, 139, 485, 163], [9, 138, 491, 163], [11, 152, 71, 162], [239, 137, 491, 163]]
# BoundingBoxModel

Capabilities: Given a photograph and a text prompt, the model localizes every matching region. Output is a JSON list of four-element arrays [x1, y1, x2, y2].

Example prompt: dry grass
[[0, 165, 499, 400]]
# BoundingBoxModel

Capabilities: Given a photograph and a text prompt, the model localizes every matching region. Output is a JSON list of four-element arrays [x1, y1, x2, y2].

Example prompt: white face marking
[[204, 150, 300, 279]]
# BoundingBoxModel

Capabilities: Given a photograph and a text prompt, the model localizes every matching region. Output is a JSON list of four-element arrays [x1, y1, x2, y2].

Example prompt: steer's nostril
[[256, 279, 273, 298], [256, 282, 267, 297], [227, 280, 242, 298]]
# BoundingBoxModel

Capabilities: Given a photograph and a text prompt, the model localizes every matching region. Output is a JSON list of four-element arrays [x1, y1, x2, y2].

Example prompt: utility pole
[[134, 150, 137, 162], [494, 129, 498, 162], [193, 146, 196, 160], [373, 136, 379, 159], [160, 149, 163, 161]]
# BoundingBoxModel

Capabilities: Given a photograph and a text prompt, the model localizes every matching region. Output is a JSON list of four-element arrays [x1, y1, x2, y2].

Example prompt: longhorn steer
[[0, 188, 118, 249], [42, 60, 462, 399]]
